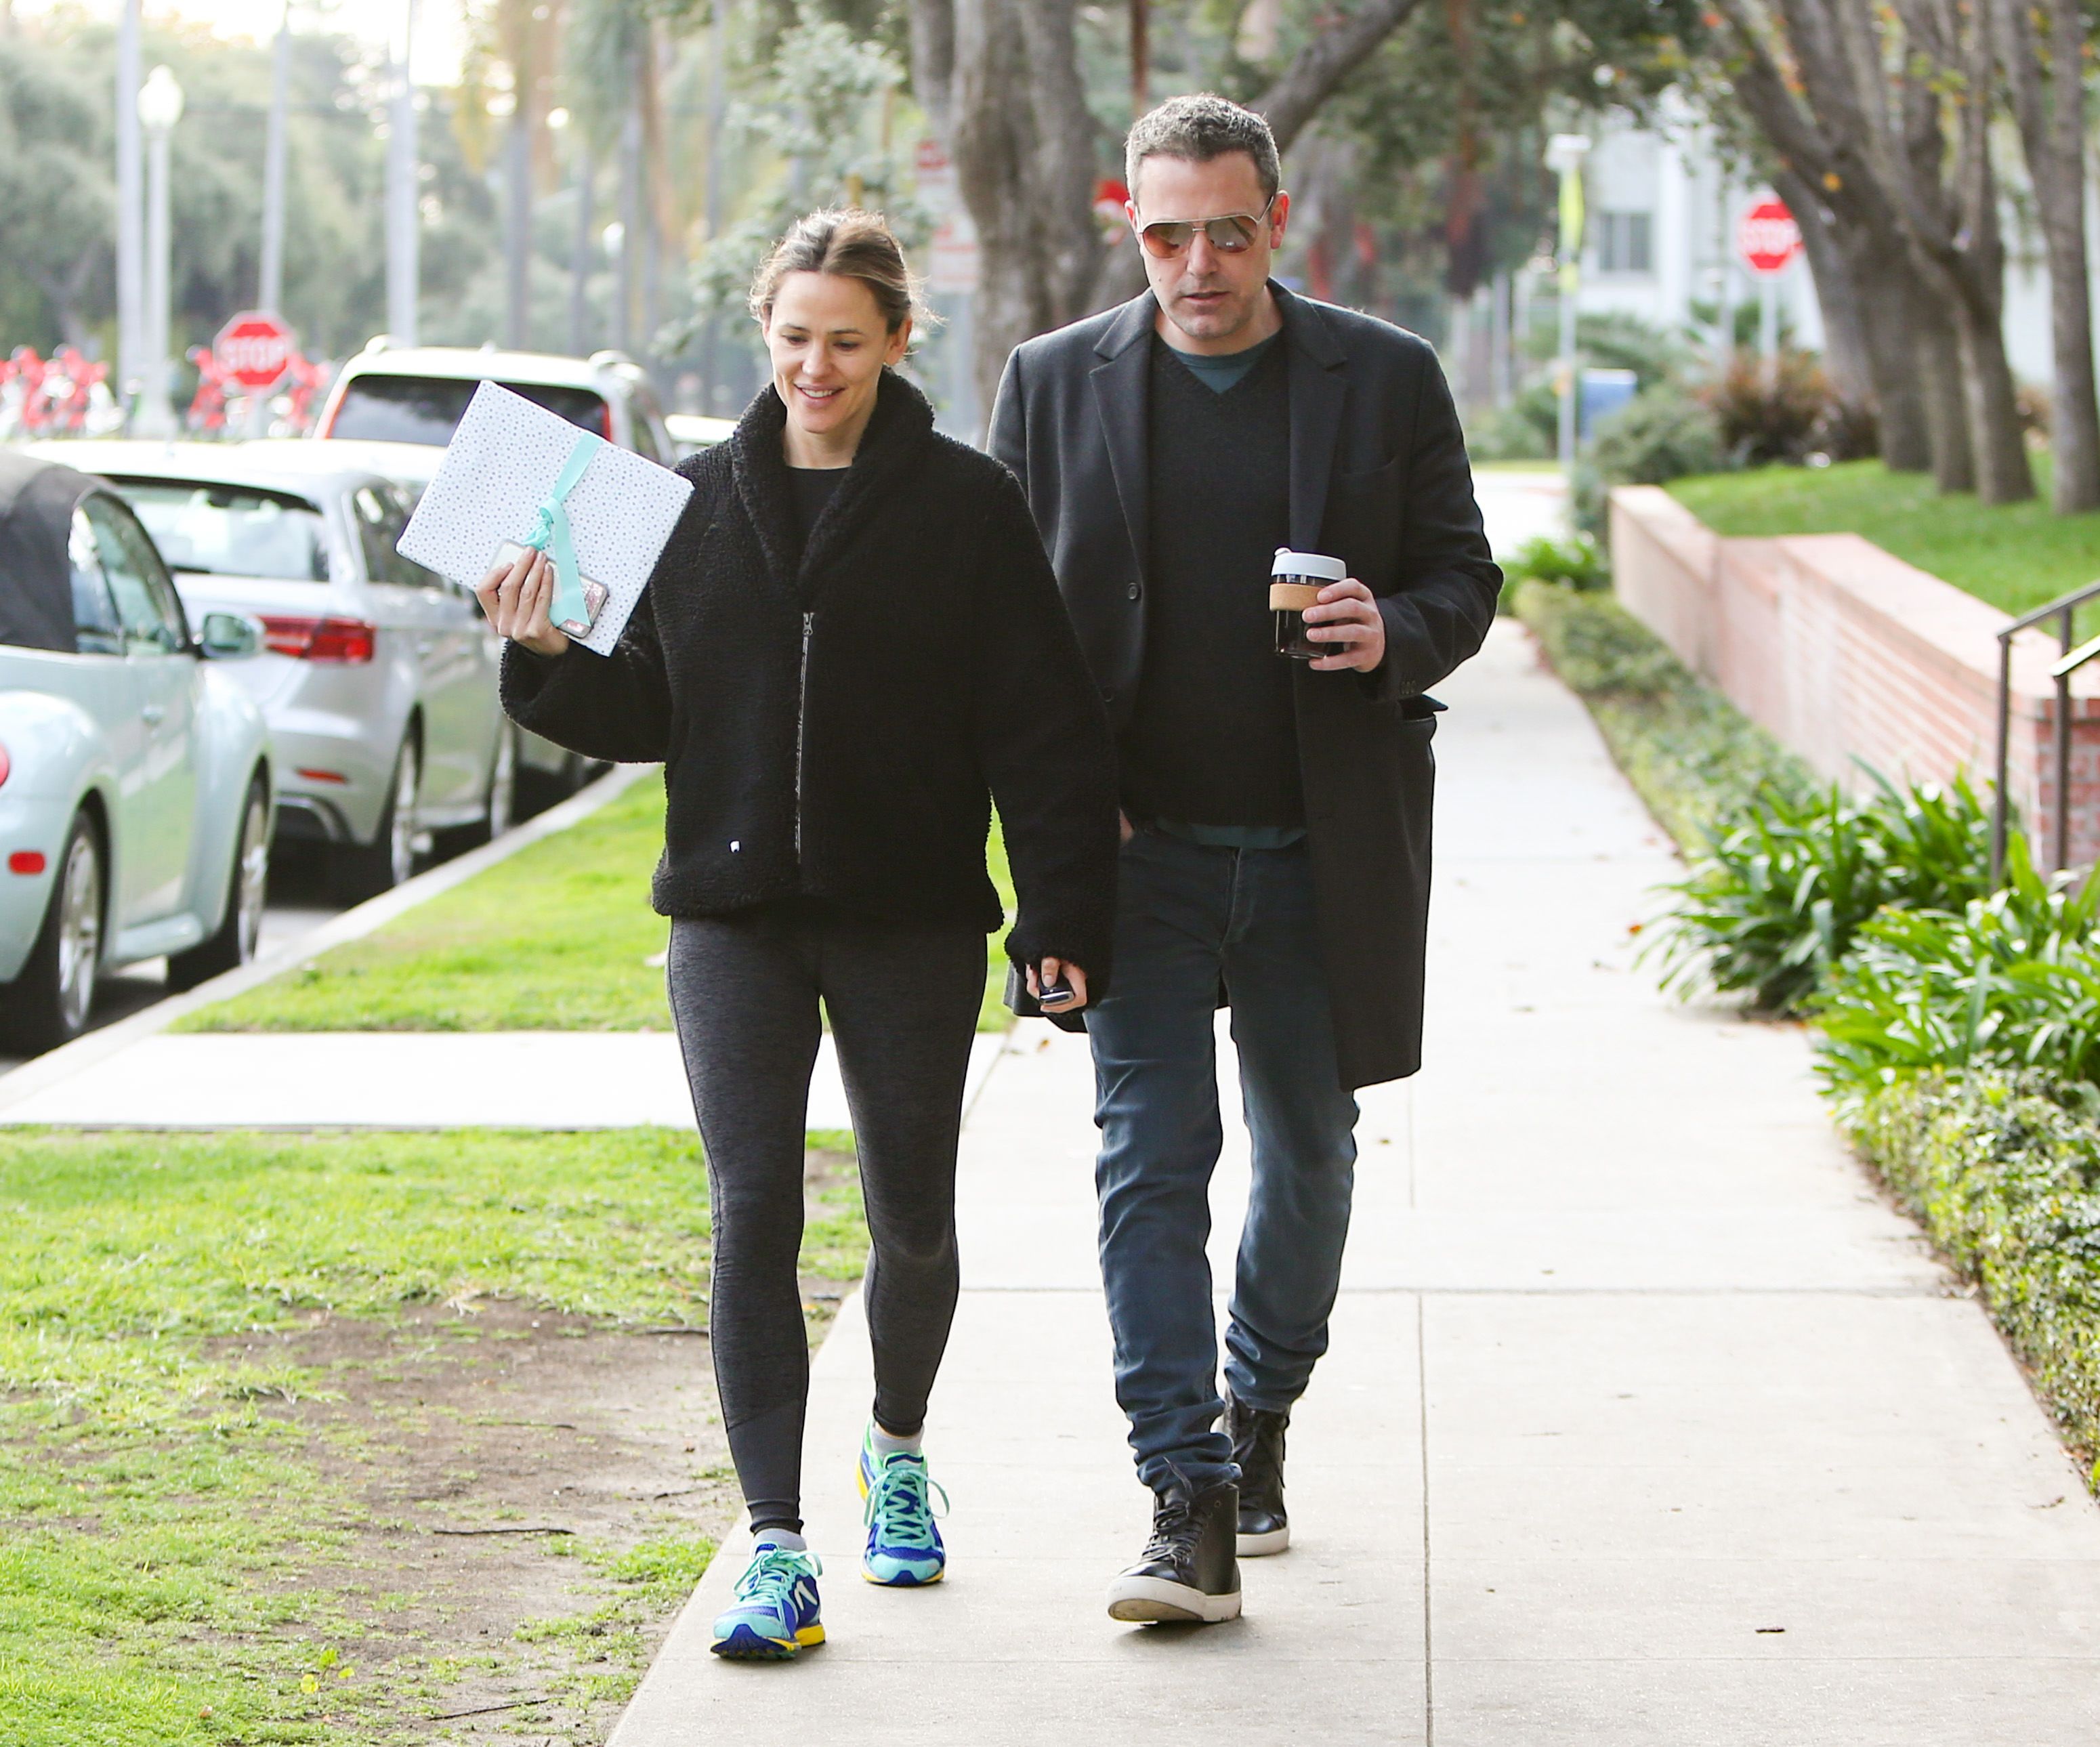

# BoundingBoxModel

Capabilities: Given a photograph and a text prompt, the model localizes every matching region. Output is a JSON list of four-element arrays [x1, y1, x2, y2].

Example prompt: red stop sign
[[1737, 198, 1802, 276], [214, 311, 297, 392]]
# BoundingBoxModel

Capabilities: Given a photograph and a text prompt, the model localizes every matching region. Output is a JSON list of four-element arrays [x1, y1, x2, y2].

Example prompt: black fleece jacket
[[500, 370, 1120, 988]]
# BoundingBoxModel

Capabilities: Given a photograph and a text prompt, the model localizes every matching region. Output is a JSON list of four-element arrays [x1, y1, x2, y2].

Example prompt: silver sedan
[[39, 440, 514, 902]]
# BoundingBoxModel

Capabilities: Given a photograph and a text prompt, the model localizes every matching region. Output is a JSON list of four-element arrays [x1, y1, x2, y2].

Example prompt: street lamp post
[[385, 0, 421, 345], [114, 0, 143, 414], [135, 64, 184, 441], [1545, 131, 1591, 491]]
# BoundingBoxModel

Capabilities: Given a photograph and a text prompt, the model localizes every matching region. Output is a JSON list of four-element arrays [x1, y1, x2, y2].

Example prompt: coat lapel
[[1088, 293, 1158, 589], [1278, 285, 1349, 553]]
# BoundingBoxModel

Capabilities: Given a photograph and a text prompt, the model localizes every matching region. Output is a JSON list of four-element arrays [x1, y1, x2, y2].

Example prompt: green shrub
[[1650, 770, 1996, 1015], [1816, 839, 2100, 1097], [1511, 578, 1680, 695], [1512, 581, 1813, 847], [1575, 388, 1727, 536], [1505, 531, 1608, 592], [1846, 1068, 2100, 1481], [1469, 390, 1557, 462]]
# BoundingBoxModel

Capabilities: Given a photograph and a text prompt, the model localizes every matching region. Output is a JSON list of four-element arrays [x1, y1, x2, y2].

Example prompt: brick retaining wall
[[1608, 485, 2100, 866]]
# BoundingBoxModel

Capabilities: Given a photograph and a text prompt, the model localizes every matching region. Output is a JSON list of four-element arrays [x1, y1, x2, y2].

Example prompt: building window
[[1597, 211, 1652, 274]]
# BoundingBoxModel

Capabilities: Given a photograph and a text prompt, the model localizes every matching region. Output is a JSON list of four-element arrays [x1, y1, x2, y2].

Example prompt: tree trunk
[[1837, 226, 1931, 471], [1913, 289, 1975, 493], [950, 0, 1101, 416], [1771, 165, 1872, 430], [1952, 285, 2035, 505], [1996, 0, 2100, 511]]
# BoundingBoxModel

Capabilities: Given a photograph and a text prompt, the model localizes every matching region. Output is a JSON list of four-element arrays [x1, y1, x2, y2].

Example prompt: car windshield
[[114, 480, 331, 582], [327, 375, 611, 446]]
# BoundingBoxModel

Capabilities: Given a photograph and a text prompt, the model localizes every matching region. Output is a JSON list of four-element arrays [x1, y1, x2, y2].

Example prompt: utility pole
[[384, 0, 421, 345], [253, 0, 293, 436], [504, 89, 532, 349], [1546, 132, 1591, 486], [114, 0, 142, 411], [698, 0, 730, 409], [1130, 0, 1148, 119], [616, 41, 642, 358], [135, 65, 184, 440], [259, 1, 291, 314]]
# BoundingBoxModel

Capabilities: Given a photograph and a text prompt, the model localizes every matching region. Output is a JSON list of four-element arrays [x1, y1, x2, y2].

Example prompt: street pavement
[[608, 619, 2100, 1746]]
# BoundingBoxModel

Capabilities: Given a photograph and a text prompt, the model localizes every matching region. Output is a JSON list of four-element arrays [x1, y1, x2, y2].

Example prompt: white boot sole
[[1105, 1574, 1243, 1624], [1236, 1524, 1289, 1557]]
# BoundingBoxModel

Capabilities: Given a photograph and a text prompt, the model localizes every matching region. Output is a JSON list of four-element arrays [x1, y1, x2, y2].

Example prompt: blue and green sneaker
[[709, 1541, 824, 1660], [857, 1427, 949, 1586]]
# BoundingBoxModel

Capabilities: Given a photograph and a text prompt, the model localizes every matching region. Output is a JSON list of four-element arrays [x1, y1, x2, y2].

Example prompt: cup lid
[[1272, 547, 1348, 581]]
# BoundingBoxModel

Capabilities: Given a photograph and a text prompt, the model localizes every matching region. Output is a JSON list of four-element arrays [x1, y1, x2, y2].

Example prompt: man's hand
[[1303, 578, 1386, 673], [475, 547, 572, 658], [1026, 956, 1091, 1013]]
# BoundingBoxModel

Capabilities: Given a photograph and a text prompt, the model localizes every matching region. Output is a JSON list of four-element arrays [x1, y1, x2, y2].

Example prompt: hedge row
[[1848, 1071, 2100, 1481], [1509, 577, 1813, 850]]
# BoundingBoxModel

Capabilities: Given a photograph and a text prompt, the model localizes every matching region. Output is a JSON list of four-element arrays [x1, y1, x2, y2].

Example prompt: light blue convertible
[[0, 452, 274, 1055]]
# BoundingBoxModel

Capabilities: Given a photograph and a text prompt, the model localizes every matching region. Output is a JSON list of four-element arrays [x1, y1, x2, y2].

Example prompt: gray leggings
[[667, 904, 986, 1534]]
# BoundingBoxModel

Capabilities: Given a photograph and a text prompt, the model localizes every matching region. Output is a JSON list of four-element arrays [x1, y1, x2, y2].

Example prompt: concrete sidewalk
[[612, 620, 2100, 1745], [0, 1030, 1008, 1132]]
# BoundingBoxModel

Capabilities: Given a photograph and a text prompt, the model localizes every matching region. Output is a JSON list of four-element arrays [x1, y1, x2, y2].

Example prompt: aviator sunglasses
[[1133, 195, 1278, 259]]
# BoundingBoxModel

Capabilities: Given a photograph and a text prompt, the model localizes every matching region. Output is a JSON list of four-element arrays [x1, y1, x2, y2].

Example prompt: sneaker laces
[[736, 1544, 820, 1606], [1140, 1496, 1203, 1564], [862, 1454, 949, 1548]]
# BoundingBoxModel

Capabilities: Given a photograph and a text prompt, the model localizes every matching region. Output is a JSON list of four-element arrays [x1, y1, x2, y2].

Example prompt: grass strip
[[0, 1125, 867, 1744], [1668, 457, 2100, 635], [1844, 1070, 2100, 1486], [184, 776, 1021, 1034], [1511, 578, 1814, 851]]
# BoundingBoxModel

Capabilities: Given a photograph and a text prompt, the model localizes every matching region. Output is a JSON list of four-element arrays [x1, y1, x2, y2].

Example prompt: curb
[[0, 762, 656, 1116]]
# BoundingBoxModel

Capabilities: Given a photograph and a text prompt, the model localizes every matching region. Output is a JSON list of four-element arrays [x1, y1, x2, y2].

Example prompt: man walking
[[989, 93, 1500, 1624]]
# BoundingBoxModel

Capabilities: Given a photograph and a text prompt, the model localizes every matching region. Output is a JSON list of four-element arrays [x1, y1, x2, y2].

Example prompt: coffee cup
[[1272, 549, 1348, 661]]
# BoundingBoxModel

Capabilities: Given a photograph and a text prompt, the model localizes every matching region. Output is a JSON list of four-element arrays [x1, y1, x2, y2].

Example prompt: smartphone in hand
[[1037, 965, 1078, 1009]]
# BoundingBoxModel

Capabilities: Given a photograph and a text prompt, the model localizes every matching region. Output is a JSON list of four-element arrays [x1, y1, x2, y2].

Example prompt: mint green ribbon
[[521, 431, 606, 631]]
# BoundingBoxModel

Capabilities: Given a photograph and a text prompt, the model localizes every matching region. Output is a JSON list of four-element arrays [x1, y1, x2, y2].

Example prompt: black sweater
[[1120, 333, 1299, 827], [501, 371, 1120, 987]]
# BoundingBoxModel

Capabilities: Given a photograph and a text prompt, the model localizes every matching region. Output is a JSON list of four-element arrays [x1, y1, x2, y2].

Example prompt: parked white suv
[[314, 341, 676, 465]]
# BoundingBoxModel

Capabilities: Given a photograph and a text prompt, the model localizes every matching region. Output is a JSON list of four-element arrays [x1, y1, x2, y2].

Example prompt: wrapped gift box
[[396, 380, 693, 658]]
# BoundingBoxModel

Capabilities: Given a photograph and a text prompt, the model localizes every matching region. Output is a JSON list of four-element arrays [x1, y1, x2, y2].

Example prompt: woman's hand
[[1026, 956, 1091, 1013], [476, 547, 572, 658]]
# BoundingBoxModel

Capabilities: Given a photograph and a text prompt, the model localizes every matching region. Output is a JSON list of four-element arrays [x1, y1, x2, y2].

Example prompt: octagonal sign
[[214, 311, 298, 392], [1736, 198, 1802, 276]]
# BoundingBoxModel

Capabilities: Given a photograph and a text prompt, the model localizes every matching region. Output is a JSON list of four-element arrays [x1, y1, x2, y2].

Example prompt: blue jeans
[[1088, 828, 1360, 1495]]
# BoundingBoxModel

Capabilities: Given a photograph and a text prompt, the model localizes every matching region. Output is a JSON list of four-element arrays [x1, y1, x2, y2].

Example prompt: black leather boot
[[1104, 1476, 1242, 1623], [1227, 1393, 1290, 1555]]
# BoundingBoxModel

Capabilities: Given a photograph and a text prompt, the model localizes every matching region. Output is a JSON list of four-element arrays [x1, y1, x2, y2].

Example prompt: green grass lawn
[[186, 776, 1022, 1034], [1668, 459, 2100, 630], [0, 1125, 866, 1744]]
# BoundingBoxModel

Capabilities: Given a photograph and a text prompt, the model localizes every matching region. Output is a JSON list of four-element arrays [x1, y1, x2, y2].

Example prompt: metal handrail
[[1992, 576, 2100, 883]]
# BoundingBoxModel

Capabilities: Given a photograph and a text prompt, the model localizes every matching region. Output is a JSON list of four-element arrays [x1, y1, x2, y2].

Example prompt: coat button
[[1126, 581, 1141, 601]]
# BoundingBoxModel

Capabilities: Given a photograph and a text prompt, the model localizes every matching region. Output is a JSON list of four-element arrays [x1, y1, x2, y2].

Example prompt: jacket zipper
[[793, 610, 813, 860]]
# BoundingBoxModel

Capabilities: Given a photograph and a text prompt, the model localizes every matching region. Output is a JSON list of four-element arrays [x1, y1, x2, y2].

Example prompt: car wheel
[[0, 810, 102, 1056], [333, 736, 420, 904], [169, 775, 271, 992], [460, 721, 519, 848]]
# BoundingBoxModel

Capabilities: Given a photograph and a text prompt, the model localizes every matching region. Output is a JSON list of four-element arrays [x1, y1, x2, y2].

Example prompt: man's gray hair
[[1125, 93, 1281, 210]]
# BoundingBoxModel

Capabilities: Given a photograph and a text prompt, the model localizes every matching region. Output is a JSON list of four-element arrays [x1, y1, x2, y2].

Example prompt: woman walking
[[480, 210, 1118, 1660]]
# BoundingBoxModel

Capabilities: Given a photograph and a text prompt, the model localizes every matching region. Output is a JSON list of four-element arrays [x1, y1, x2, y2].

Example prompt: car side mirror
[[198, 610, 264, 659]]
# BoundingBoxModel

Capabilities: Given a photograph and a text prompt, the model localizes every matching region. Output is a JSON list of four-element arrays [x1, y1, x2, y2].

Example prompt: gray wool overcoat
[[988, 283, 1503, 1090]]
